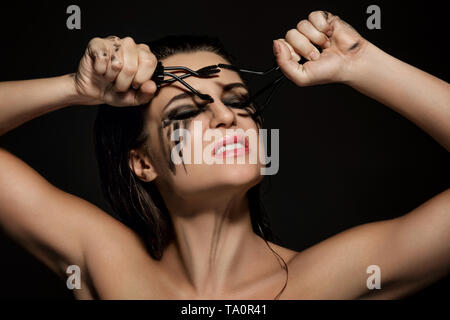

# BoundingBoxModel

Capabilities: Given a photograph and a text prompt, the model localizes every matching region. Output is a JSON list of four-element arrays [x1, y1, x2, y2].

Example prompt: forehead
[[161, 50, 231, 73], [147, 51, 245, 116]]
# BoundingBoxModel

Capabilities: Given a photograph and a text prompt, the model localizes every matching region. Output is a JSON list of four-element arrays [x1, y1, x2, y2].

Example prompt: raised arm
[[274, 11, 450, 298], [0, 36, 157, 135], [0, 75, 78, 135], [0, 36, 157, 279], [347, 39, 450, 151], [273, 11, 450, 151]]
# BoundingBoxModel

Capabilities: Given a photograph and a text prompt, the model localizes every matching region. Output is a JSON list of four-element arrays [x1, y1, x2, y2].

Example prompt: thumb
[[134, 80, 157, 105], [273, 39, 310, 86]]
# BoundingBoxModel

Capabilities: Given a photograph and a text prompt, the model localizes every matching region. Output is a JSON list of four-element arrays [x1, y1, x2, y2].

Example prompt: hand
[[73, 36, 157, 106], [274, 11, 368, 86]]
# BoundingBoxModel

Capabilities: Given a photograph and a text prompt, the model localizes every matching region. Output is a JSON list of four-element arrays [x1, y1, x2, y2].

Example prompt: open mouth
[[212, 135, 250, 158]]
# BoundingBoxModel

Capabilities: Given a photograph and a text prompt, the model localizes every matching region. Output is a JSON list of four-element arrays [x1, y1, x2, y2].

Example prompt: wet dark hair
[[93, 35, 287, 298]]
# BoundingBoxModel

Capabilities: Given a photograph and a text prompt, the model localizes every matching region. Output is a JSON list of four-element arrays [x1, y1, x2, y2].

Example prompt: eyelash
[[163, 97, 252, 126]]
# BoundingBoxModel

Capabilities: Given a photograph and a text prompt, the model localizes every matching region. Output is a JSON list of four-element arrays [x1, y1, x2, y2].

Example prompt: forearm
[[0, 74, 81, 136], [347, 42, 450, 151]]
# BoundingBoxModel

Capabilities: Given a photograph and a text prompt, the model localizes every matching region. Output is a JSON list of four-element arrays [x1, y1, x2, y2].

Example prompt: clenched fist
[[73, 36, 157, 106], [274, 11, 368, 86]]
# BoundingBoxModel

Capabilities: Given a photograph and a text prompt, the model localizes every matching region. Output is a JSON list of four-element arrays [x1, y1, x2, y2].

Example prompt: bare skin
[[0, 11, 449, 300]]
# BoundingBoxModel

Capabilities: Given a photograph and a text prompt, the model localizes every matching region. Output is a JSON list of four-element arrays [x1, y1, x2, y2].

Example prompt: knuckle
[[123, 36, 135, 44], [146, 54, 157, 68], [308, 11, 320, 20], [296, 20, 309, 30], [88, 37, 102, 48], [141, 57, 155, 69], [122, 65, 138, 76], [138, 43, 150, 51], [285, 29, 298, 40], [111, 61, 123, 71]]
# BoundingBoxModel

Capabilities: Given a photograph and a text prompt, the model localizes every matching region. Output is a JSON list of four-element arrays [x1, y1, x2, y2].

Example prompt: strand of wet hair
[[258, 223, 289, 300]]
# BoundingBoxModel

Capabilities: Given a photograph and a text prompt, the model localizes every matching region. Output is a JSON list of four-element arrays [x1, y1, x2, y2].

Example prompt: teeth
[[216, 143, 244, 155]]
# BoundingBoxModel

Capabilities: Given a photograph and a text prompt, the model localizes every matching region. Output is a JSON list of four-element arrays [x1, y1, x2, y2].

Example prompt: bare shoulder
[[0, 147, 150, 278], [0, 146, 163, 299], [266, 240, 299, 264], [279, 189, 450, 299], [77, 213, 166, 299]]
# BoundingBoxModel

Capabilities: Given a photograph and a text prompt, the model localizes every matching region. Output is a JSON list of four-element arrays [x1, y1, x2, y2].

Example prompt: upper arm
[[287, 188, 450, 299], [364, 188, 450, 298], [0, 147, 122, 278]]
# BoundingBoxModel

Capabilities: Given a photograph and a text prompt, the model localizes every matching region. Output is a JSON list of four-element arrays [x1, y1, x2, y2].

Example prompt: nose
[[208, 100, 236, 129]]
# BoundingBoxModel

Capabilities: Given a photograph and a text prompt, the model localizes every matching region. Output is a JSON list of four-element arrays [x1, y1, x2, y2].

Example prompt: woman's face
[[140, 51, 264, 200]]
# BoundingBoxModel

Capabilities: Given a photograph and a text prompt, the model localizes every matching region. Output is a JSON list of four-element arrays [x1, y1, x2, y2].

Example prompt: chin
[[171, 162, 263, 199], [214, 163, 263, 188]]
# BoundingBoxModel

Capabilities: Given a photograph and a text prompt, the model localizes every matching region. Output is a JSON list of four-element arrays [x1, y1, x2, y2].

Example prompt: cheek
[[149, 111, 264, 187]]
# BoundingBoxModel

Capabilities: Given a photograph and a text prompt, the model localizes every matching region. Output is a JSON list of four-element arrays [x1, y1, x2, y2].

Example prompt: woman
[[0, 11, 448, 299]]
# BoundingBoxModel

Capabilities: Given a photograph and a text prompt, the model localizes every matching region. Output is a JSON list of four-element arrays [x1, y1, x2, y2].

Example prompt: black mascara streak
[[159, 123, 175, 174], [167, 123, 176, 173], [179, 120, 189, 173], [173, 121, 187, 173]]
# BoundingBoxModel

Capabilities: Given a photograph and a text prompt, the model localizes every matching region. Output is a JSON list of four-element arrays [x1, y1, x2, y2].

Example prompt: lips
[[212, 135, 249, 157]]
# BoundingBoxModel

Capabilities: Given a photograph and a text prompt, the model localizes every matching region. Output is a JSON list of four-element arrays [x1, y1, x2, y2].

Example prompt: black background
[[0, 1, 448, 300]]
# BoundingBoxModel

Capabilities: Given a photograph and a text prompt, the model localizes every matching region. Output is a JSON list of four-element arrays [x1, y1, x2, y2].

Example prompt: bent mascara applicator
[[151, 60, 293, 116]]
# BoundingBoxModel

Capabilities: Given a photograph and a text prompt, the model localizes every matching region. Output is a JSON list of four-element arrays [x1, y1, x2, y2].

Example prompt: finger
[[132, 45, 158, 89], [87, 37, 110, 75], [104, 90, 136, 106], [278, 39, 302, 62], [297, 19, 331, 49], [139, 79, 157, 96], [105, 81, 156, 107], [104, 49, 123, 83], [285, 29, 320, 61], [273, 39, 309, 86], [114, 37, 139, 93], [308, 11, 334, 36]]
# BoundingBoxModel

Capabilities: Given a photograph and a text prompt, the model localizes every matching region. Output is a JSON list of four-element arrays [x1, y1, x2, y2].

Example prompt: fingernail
[[273, 40, 281, 56], [310, 51, 320, 61], [324, 40, 331, 48]]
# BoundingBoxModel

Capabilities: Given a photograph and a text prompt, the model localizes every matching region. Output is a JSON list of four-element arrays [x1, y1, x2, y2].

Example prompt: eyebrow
[[222, 82, 248, 91], [162, 82, 249, 113]]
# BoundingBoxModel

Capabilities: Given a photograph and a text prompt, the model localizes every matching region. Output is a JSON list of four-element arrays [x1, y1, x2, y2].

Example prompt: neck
[[162, 191, 266, 296]]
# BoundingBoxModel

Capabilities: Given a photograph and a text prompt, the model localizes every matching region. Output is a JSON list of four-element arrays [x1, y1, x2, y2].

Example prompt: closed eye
[[162, 95, 254, 127], [169, 108, 203, 121]]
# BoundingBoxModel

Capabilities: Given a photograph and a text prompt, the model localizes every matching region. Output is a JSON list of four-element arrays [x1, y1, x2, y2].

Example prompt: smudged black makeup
[[159, 92, 255, 175], [162, 93, 253, 128]]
